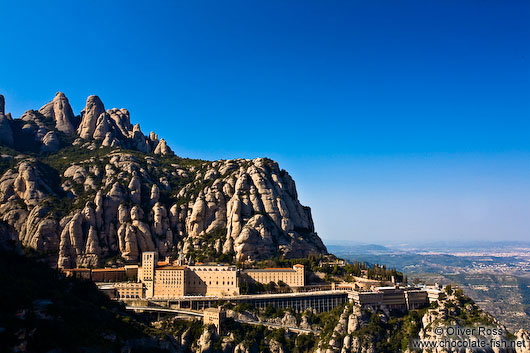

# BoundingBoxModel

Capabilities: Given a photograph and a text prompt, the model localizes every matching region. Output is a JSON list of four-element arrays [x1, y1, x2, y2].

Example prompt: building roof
[[204, 307, 223, 313], [243, 268, 296, 273], [376, 286, 402, 291], [157, 265, 187, 270], [115, 282, 142, 287], [189, 265, 236, 270], [92, 267, 125, 272]]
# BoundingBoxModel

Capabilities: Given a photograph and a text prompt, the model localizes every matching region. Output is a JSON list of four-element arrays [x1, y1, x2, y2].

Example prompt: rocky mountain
[[0, 93, 326, 268]]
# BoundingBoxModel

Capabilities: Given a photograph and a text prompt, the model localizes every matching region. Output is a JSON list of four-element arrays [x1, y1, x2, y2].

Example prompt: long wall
[[140, 252, 240, 298], [154, 266, 187, 298], [187, 265, 239, 296], [242, 265, 305, 287], [349, 287, 430, 311], [139, 251, 305, 299], [160, 291, 349, 312]]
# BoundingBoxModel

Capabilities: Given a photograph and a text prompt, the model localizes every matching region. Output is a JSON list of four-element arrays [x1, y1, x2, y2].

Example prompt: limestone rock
[[233, 214, 284, 261], [150, 184, 160, 205], [0, 112, 14, 148], [300, 314, 312, 330], [78, 95, 105, 139], [0, 94, 329, 268], [516, 329, 530, 353], [195, 326, 215, 353], [151, 202, 169, 237], [347, 307, 361, 333], [12, 162, 50, 206], [220, 334, 235, 353], [342, 335, 351, 353], [132, 124, 151, 153], [38, 92, 76, 134], [269, 339, 286, 353], [93, 113, 112, 140], [281, 311, 297, 327], [234, 343, 248, 353], [128, 176, 142, 204], [21, 205, 59, 252], [85, 226, 100, 254], [153, 138, 173, 155], [41, 131, 60, 152], [108, 108, 131, 137]]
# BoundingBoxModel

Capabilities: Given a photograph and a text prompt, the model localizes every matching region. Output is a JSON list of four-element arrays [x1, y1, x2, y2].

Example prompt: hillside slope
[[0, 93, 326, 268], [0, 249, 175, 352]]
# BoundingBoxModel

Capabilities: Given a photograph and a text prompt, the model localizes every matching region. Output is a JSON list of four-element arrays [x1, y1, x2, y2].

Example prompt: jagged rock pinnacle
[[0, 94, 5, 115], [78, 95, 105, 139], [38, 92, 76, 134]]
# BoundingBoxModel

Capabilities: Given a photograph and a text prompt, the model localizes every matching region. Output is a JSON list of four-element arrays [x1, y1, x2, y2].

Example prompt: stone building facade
[[242, 264, 305, 287], [186, 265, 239, 297], [203, 307, 226, 334], [350, 286, 430, 311], [139, 252, 240, 298], [115, 282, 144, 299]]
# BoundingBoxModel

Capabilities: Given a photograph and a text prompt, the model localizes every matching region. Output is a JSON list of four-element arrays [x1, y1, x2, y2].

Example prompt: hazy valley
[[330, 242, 530, 331]]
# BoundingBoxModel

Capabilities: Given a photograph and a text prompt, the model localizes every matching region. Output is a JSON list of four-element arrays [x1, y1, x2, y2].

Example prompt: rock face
[[78, 95, 105, 139], [0, 110, 14, 148], [311, 297, 530, 353], [0, 92, 327, 267], [39, 92, 77, 134], [41, 131, 60, 152], [1, 93, 173, 156]]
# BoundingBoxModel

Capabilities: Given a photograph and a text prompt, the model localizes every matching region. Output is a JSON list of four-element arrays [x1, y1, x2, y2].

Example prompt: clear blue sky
[[1, 1, 529, 245]]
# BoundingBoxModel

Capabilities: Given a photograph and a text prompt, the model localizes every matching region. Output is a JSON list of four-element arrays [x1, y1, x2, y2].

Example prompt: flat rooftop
[[243, 268, 296, 272]]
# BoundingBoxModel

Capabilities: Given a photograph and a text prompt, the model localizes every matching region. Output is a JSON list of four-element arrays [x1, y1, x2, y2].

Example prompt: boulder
[[281, 312, 297, 327], [41, 131, 60, 152], [153, 138, 173, 155], [92, 113, 112, 140]]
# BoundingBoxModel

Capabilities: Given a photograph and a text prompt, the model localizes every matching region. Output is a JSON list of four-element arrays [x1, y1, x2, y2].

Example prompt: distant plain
[[329, 242, 530, 331]]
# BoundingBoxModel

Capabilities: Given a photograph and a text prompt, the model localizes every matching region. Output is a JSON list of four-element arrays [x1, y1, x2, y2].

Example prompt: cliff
[[0, 93, 326, 268], [312, 290, 530, 353]]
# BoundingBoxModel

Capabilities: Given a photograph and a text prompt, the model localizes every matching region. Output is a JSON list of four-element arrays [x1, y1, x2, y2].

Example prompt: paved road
[[125, 306, 318, 334], [234, 319, 318, 334], [125, 306, 203, 316]]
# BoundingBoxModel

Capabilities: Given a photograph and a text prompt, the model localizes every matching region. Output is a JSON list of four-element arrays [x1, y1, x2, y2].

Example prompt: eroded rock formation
[[0, 93, 326, 267]]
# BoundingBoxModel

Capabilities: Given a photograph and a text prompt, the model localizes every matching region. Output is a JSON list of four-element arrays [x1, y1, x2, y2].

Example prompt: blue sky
[[1, 1, 529, 245]]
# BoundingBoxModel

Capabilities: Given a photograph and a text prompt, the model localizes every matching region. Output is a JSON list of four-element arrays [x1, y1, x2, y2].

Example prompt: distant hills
[[332, 242, 530, 332]]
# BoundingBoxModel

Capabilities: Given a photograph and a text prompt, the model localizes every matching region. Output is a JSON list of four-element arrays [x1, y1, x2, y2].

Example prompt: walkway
[[125, 306, 319, 334]]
